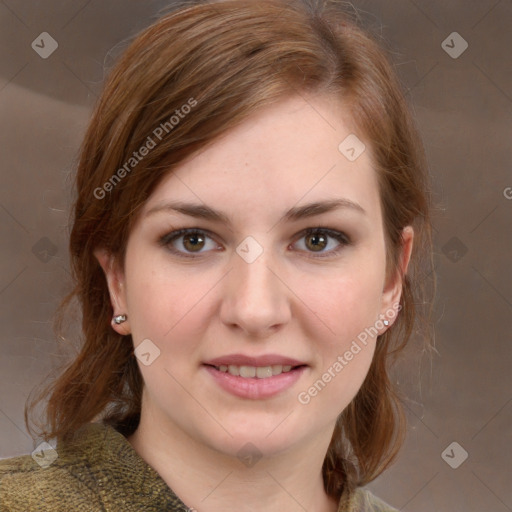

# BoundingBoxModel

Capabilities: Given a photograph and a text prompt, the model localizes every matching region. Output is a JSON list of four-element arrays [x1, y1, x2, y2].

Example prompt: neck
[[126, 407, 339, 512]]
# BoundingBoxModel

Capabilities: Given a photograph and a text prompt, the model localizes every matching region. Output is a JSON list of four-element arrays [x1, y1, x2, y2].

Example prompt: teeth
[[272, 365, 283, 375], [217, 364, 295, 378], [256, 366, 273, 378], [239, 366, 256, 378]]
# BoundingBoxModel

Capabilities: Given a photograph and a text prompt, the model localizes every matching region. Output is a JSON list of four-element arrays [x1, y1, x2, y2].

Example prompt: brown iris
[[305, 232, 328, 252], [182, 232, 206, 252]]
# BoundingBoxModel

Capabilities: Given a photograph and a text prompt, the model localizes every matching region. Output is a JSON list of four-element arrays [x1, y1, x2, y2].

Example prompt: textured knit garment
[[0, 422, 398, 511]]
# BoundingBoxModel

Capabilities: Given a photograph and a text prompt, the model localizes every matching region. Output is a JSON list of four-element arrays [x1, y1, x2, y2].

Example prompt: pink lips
[[202, 353, 308, 400]]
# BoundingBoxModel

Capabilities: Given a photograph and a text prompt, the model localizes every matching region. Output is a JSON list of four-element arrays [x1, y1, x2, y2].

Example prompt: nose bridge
[[220, 237, 290, 335]]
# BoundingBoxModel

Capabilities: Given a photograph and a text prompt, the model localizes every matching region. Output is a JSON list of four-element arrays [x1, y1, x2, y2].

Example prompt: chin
[[201, 420, 306, 460]]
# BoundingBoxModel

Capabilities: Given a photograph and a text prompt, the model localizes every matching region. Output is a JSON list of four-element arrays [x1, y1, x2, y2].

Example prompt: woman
[[0, 0, 434, 510]]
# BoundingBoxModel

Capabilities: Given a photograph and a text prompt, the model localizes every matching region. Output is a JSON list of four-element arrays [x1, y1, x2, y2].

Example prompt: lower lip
[[203, 365, 307, 399]]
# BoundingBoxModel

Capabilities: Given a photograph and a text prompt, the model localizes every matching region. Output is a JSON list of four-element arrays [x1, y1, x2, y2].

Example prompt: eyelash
[[158, 227, 351, 259]]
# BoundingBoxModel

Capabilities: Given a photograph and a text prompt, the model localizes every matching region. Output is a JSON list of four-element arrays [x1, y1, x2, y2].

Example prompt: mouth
[[202, 354, 308, 399]]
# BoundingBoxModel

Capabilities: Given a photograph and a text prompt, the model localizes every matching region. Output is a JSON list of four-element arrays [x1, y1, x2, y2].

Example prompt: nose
[[219, 242, 291, 339]]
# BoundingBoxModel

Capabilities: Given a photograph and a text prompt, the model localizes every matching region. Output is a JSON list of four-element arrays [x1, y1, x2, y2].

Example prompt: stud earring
[[383, 320, 390, 326], [112, 314, 127, 325]]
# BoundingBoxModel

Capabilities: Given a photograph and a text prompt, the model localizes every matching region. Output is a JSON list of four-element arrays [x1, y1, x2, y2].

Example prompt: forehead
[[142, 94, 381, 226]]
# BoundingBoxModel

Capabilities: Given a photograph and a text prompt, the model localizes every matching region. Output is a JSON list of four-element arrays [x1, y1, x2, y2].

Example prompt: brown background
[[0, 1, 511, 510]]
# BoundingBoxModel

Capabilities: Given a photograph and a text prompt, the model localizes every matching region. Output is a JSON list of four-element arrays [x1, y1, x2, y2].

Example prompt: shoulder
[[0, 422, 187, 512], [0, 423, 116, 512], [0, 453, 71, 512], [348, 488, 399, 512]]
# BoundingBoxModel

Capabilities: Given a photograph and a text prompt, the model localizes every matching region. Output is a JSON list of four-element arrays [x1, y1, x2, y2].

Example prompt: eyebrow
[[145, 198, 366, 225]]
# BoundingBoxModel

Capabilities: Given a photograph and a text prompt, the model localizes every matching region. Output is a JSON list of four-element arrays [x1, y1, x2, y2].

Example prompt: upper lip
[[204, 354, 307, 367]]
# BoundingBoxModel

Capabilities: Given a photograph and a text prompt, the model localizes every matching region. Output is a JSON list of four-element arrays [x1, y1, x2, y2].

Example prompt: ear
[[379, 226, 414, 328], [94, 248, 131, 335]]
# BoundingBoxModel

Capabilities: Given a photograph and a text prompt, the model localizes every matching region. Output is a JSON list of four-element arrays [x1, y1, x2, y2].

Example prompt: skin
[[95, 93, 413, 512]]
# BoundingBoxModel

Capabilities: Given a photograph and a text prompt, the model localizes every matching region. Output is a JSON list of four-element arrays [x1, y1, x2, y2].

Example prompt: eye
[[160, 227, 350, 259], [159, 228, 221, 258], [292, 228, 350, 257]]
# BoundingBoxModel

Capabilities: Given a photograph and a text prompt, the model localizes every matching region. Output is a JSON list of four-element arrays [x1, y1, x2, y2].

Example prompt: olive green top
[[0, 422, 398, 511]]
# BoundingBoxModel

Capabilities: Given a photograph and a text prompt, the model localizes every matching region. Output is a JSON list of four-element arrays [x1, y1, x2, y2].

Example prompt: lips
[[202, 353, 308, 399]]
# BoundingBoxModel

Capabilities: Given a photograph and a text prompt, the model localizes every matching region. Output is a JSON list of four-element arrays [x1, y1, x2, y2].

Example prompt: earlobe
[[93, 248, 131, 335]]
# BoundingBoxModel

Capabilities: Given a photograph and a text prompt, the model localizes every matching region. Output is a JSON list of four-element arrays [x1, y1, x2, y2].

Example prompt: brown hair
[[26, 0, 435, 499]]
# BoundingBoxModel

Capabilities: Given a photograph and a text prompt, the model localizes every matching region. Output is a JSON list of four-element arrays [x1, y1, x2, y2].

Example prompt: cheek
[[128, 278, 198, 339], [124, 251, 223, 364], [294, 257, 384, 405], [124, 263, 214, 401], [123, 248, 189, 339], [300, 262, 385, 344], [297, 273, 379, 414]]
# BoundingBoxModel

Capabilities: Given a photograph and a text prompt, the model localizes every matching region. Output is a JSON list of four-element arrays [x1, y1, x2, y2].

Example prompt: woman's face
[[99, 93, 412, 459]]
